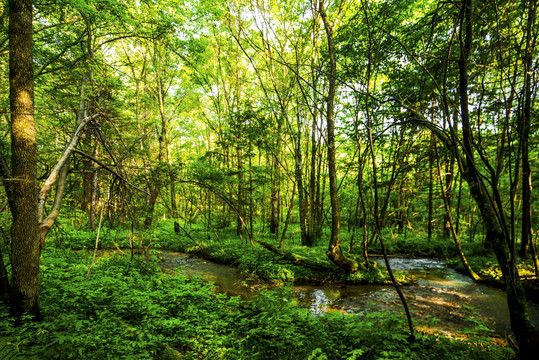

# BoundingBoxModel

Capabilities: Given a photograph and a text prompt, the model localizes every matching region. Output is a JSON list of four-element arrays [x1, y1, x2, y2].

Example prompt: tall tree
[[320, 0, 358, 272], [446, 0, 537, 355], [519, 0, 536, 259], [8, 0, 41, 318]]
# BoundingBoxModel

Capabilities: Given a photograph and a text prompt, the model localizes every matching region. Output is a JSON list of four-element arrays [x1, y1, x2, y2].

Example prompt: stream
[[158, 252, 539, 338]]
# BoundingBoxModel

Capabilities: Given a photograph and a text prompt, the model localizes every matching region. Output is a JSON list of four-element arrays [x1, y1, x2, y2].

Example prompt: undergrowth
[[0, 248, 514, 359]]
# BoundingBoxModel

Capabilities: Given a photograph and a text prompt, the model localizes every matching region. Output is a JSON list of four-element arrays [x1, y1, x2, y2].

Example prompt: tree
[[397, 0, 539, 355], [8, 0, 41, 318], [319, 0, 358, 272], [455, 0, 538, 355], [519, 0, 536, 260]]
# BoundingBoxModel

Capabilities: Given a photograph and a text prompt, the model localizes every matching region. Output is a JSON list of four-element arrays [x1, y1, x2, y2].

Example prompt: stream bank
[[158, 251, 539, 340]]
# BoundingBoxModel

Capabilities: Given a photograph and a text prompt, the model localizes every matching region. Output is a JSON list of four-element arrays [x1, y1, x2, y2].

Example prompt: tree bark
[[458, 0, 538, 356], [8, 0, 41, 318]]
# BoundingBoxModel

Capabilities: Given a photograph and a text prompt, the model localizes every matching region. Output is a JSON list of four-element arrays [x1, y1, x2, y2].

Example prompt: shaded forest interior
[[1, 0, 539, 359]]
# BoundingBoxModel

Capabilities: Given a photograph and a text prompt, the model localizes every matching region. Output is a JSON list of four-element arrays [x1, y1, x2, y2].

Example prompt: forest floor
[[3, 223, 532, 359]]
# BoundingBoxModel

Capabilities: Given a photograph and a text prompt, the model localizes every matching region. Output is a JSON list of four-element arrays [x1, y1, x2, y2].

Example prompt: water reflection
[[159, 251, 539, 336]]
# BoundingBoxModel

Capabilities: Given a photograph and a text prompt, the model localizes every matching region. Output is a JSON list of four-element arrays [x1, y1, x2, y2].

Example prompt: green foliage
[[0, 247, 514, 360], [367, 231, 457, 258], [448, 255, 537, 281]]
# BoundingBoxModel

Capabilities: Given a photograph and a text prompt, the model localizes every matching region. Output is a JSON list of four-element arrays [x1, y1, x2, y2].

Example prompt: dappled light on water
[[159, 251, 539, 338]]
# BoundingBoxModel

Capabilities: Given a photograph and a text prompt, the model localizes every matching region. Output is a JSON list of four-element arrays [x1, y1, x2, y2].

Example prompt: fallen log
[[255, 240, 334, 272]]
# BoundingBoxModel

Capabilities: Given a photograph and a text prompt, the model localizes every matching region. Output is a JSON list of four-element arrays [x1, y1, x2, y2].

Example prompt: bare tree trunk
[[455, 172, 463, 235], [270, 152, 280, 234], [280, 182, 296, 248], [443, 158, 454, 238], [236, 147, 244, 237], [144, 182, 159, 228], [88, 144, 99, 231], [320, 1, 358, 272], [427, 134, 435, 240], [9, 0, 41, 319], [308, 113, 318, 243], [248, 142, 254, 246], [458, 1, 538, 355], [79, 14, 97, 229], [0, 232, 11, 297], [435, 144, 479, 280], [314, 140, 324, 240], [294, 113, 310, 246], [519, 0, 536, 260]]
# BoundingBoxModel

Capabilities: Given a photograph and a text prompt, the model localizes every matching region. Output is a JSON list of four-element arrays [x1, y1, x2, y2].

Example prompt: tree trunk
[[8, 0, 41, 319], [294, 113, 310, 246], [88, 144, 99, 231], [79, 14, 96, 229], [427, 134, 435, 240], [320, 1, 358, 272], [248, 143, 254, 247], [270, 152, 280, 234], [519, 0, 535, 260], [280, 181, 296, 248], [144, 182, 159, 228], [0, 240, 10, 297], [435, 144, 479, 280], [442, 159, 454, 238], [458, 0, 538, 355], [157, 75, 177, 219], [308, 113, 318, 243], [236, 147, 244, 237]]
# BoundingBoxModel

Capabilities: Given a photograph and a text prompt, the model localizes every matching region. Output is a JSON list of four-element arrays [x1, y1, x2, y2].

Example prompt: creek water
[[158, 252, 539, 337]]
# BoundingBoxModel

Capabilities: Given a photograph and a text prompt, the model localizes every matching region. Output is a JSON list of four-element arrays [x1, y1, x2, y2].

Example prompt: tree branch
[[72, 149, 149, 195], [37, 113, 100, 224]]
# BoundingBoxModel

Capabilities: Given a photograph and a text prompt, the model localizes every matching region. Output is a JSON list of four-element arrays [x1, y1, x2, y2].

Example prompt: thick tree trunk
[[9, 0, 41, 318], [458, 1, 538, 356]]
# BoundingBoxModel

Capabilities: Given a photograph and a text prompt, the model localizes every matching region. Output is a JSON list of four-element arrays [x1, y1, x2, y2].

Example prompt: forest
[[1, 0, 538, 359]]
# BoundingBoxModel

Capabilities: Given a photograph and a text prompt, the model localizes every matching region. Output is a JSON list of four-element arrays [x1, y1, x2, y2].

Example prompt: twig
[[86, 205, 105, 279]]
